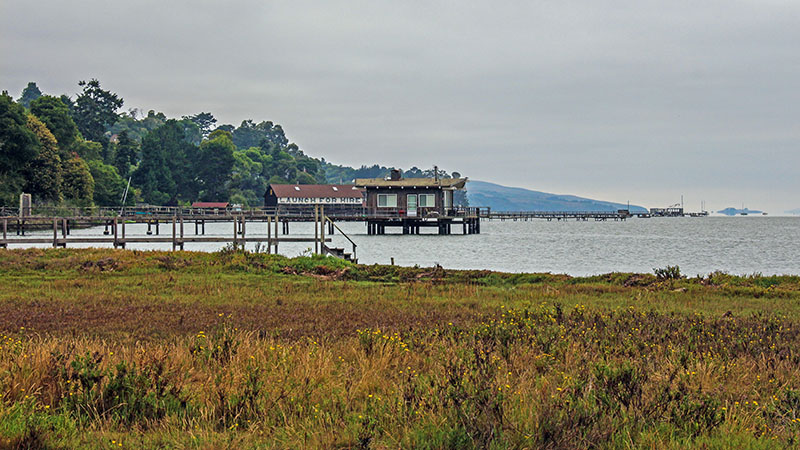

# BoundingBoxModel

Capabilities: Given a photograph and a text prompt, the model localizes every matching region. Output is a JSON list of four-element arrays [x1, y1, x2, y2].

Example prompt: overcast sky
[[2, 0, 799, 213]]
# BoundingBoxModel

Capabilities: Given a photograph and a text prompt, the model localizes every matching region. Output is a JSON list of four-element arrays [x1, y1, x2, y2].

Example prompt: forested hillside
[[1, 80, 465, 208]]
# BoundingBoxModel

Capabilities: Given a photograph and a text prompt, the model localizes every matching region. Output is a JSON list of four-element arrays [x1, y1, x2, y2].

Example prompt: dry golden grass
[[0, 248, 799, 448]]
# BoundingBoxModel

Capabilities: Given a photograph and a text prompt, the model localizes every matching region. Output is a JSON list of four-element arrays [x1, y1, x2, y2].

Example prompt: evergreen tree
[[132, 120, 197, 205], [24, 115, 62, 203], [87, 160, 126, 206], [73, 79, 123, 143], [107, 109, 165, 142], [0, 92, 39, 205], [196, 130, 235, 201], [59, 95, 76, 115], [113, 130, 139, 178], [184, 112, 217, 138], [61, 156, 94, 205], [295, 171, 316, 184], [232, 120, 288, 150], [229, 147, 267, 207], [72, 139, 103, 161], [30, 95, 80, 153], [18, 82, 43, 109]]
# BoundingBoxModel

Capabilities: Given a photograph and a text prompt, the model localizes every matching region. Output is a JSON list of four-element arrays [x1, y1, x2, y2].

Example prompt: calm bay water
[[7, 217, 800, 276]]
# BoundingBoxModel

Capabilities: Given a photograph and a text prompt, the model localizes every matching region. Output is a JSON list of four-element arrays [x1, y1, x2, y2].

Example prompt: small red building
[[191, 202, 229, 209]]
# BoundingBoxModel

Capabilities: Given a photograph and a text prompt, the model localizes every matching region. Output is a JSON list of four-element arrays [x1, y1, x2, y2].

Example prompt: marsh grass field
[[0, 248, 799, 448]]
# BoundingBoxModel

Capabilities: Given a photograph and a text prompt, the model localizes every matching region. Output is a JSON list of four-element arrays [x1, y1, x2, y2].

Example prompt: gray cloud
[[2, 0, 799, 212]]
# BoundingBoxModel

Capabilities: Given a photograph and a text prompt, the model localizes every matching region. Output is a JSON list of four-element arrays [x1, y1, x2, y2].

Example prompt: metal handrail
[[324, 216, 357, 262]]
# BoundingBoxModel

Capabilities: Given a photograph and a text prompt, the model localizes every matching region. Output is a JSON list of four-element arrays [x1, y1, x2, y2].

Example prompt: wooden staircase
[[322, 245, 356, 263], [321, 216, 358, 263]]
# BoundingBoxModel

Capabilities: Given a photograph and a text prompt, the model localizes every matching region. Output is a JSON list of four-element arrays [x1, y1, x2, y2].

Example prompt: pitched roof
[[355, 177, 467, 189], [192, 202, 229, 208], [269, 184, 364, 198]]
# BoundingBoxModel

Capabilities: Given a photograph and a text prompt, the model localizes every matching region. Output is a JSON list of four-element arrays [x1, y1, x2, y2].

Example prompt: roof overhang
[[354, 177, 468, 189]]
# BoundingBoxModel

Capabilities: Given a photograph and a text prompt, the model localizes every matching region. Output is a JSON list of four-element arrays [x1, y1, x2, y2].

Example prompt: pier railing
[[0, 204, 484, 220], [0, 212, 331, 252], [485, 210, 632, 220]]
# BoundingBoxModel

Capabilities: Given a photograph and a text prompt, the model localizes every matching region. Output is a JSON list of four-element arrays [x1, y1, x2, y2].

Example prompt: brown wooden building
[[261, 176, 477, 235], [355, 170, 467, 218], [264, 184, 364, 214]]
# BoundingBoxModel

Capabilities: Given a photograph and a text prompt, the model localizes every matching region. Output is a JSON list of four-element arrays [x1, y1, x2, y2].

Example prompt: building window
[[419, 194, 435, 207], [377, 194, 397, 208]]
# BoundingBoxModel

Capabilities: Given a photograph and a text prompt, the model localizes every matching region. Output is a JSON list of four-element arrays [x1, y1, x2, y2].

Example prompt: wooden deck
[[0, 204, 687, 250], [0, 205, 485, 243], [0, 205, 483, 222], [0, 212, 334, 254]]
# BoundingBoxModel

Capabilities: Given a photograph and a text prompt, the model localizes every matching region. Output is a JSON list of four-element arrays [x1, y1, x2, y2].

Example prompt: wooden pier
[[484, 210, 632, 221], [366, 217, 480, 235], [0, 206, 351, 258], [0, 205, 483, 237]]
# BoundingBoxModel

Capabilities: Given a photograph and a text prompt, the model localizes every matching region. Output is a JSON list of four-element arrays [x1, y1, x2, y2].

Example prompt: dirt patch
[[79, 257, 118, 272], [305, 267, 349, 281], [155, 255, 191, 270], [623, 274, 657, 287]]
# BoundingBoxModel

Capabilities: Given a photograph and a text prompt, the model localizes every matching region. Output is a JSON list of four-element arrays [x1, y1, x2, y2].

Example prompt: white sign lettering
[[278, 197, 363, 205]]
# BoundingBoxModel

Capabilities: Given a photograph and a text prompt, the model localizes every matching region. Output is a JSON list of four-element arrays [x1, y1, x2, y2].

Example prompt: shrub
[[59, 352, 188, 427], [654, 265, 683, 281]]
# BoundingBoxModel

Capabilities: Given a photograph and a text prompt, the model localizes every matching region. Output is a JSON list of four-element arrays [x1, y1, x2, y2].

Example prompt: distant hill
[[466, 180, 648, 212], [717, 207, 763, 216], [786, 208, 800, 215]]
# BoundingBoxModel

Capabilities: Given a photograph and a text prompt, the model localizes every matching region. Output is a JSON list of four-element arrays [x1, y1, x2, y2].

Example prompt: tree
[[267, 174, 288, 185], [24, 115, 62, 203], [264, 148, 297, 182], [87, 160, 126, 206], [0, 92, 38, 204], [107, 109, 165, 142], [132, 120, 197, 205], [0, 92, 39, 169], [113, 130, 139, 178], [229, 148, 267, 206], [196, 131, 235, 201], [295, 155, 321, 179], [404, 166, 424, 178], [232, 120, 288, 150], [296, 171, 316, 185], [61, 156, 94, 205], [72, 139, 103, 161], [59, 95, 76, 115], [18, 82, 43, 109], [73, 79, 123, 143], [178, 118, 202, 146], [184, 112, 217, 138], [30, 95, 80, 152]]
